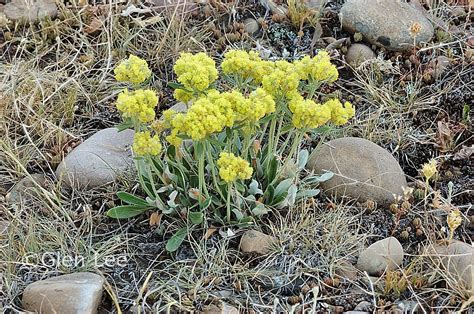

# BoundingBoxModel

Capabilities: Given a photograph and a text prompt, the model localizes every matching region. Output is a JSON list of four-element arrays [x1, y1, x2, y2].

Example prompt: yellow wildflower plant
[[217, 152, 253, 183], [221, 50, 273, 84], [294, 51, 339, 83], [114, 55, 152, 85], [262, 67, 300, 99], [132, 131, 162, 156], [447, 208, 462, 241], [289, 96, 332, 129], [174, 52, 218, 92], [173, 88, 194, 103], [116, 89, 158, 123], [422, 159, 437, 182], [324, 99, 356, 125]]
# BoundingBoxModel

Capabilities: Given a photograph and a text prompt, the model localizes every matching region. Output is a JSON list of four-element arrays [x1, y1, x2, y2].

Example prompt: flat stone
[[4, 0, 57, 22], [307, 137, 408, 206], [5, 174, 50, 204], [354, 300, 372, 311], [22, 272, 104, 314], [334, 260, 359, 281], [55, 128, 135, 189], [357, 237, 404, 276], [340, 0, 434, 51], [240, 230, 276, 255], [146, 0, 199, 16], [203, 302, 239, 314], [345, 43, 376, 68], [244, 18, 259, 35]]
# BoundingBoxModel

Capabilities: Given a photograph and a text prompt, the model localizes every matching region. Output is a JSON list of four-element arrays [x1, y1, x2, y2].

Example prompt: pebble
[[354, 300, 372, 311], [22, 272, 104, 314], [3, 0, 57, 22], [259, 0, 288, 15], [356, 237, 404, 276], [243, 18, 260, 35], [340, 0, 434, 51], [307, 137, 408, 206], [203, 302, 239, 314], [240, 230, 276, 255], [345, 43, 376, 68], [55, 128, 135, 189], [5, 174, 50, 204]]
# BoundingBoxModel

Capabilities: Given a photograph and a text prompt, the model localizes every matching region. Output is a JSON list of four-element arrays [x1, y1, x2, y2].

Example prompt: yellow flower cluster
[[294, 51, 339, 83], [132, 131, 162, 156], [289, 96, 331, 129], [221, 50, 273, 84], [324, 99, 356, 125], [422, 159, 437, 181], [116, 89, 158, 123], [114, 55, 152, 84], [262, 62, 300, 99], [174, 52, 218, 94], [217, 152, 253, 183], [165, 89, 275, 145]]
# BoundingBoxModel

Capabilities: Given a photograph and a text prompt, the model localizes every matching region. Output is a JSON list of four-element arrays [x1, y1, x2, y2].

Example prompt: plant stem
[[227, 183, 232, 223], [205, 141, 225, 200]]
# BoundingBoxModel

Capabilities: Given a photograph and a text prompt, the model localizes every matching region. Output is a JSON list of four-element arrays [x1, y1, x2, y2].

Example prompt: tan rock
[[4, 0, 57, 23], [5, 174, 49, 204], [307, 137, 408, 206], [357, 237, 404, 276], [244, 18, 259, 35], [240, 230, 276, 255], [345, 43, 376, 68], [22, 272, 104, 314], [203, 302, 239, 314]]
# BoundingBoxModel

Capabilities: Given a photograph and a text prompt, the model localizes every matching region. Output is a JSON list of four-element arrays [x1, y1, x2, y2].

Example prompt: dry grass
[[1, 0, 472, 312]]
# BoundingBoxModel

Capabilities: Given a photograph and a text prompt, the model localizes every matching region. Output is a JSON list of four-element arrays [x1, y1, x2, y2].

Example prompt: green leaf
[[199, 197, 212, 210], [116, 120, 133, 132], [266, 155, 278, 184], [252, 203, 270, 216], [166, 227, 187, 252], [189, 211, 204, 224], [296, 189, 320, 200], [263, 184, 275, 204], [167, 82, 185, 90], [274, 178, 294, 197], [117, 192, 149, 206], [106, 205, 149, 219], [297, 149, 309, 170]]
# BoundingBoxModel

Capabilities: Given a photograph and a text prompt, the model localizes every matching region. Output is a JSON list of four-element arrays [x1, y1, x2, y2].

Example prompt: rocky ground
[[0, 0, 473, 313]]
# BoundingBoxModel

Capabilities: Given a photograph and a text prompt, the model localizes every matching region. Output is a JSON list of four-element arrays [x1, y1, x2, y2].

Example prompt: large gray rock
[[357, 237, 404, 276], [56, 128, 135, 189], [345, 43, 376, 68], [340, 0, 434, 51], [5, 174, 50, 204], [22, 272, 104, 314], [4, 0, 57, 22], [307, 137, 407, 206]]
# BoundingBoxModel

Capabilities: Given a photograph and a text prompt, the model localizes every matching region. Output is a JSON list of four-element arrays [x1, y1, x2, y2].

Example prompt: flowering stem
[[197, 142, 210, 203], [281, 130, 305, 171], [205, 141, 225, 200], [226, 182, 232, 223]]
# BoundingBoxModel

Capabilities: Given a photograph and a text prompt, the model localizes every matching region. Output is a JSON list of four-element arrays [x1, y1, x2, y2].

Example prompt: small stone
[[260, 0, 288, 15], [55, 128, 135, 189], [395, 300, 420, 312], [345, 43, 376, 68], [240, 230, 276, 255], [307, 137, 408, 206], [430, 56, 450, 79], [5, 174, 50, 204], [357, 237, 404, 276], [451, 6, 467, 18], [340, 0, 434, 51], [203, 302, 239, 314], [335, 260, 359, 281], [244, 18, 259, 35], [22, 272, 104, 314], [354, 300, 372, 311], [4, 0, 57, 23]]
